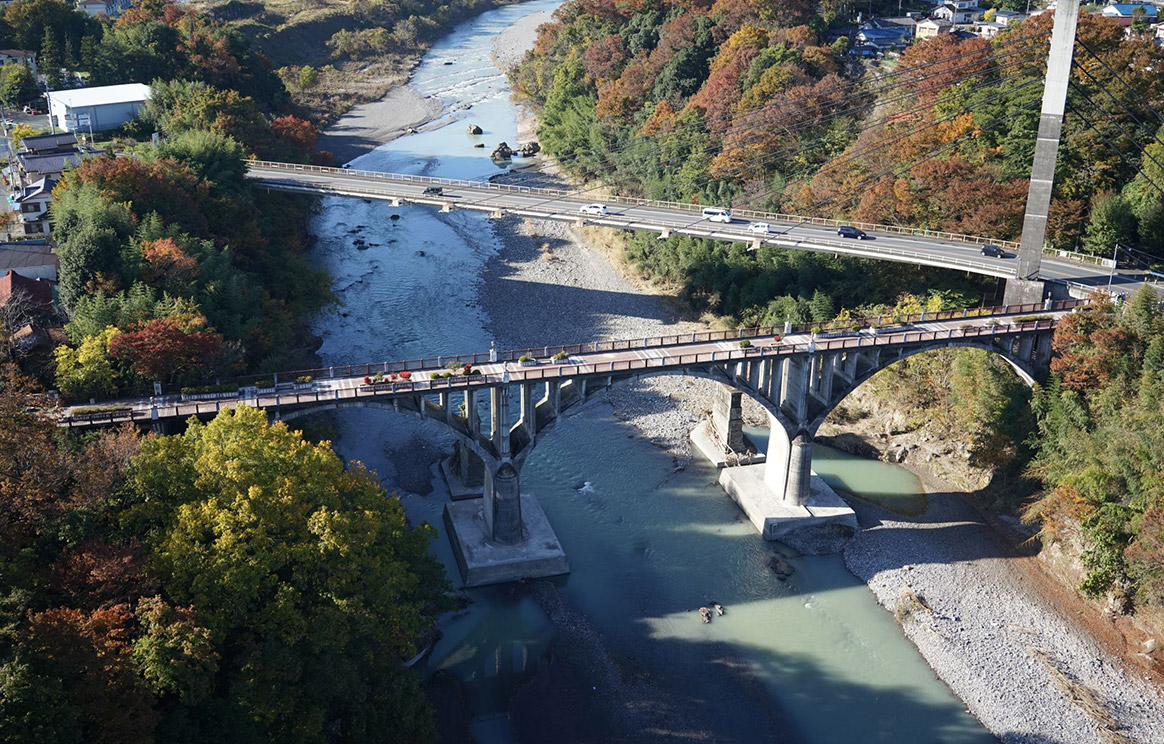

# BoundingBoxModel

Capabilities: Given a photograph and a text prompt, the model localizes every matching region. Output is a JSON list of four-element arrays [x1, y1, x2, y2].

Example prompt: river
[[305, 2, 998, 741]]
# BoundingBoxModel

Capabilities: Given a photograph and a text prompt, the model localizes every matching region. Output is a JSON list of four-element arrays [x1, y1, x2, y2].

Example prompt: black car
[[837, 226, 868, 240], [980, 244, 1005, 258], [423, 185, 443, 196]]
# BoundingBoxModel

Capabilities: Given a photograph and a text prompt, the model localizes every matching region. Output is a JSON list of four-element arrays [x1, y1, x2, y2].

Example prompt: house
[[993, 10, 1026, 25], [45, 83, 151, 133], [975, 21, 1009, 38], [0, 241, 56, 281], [19, 132, 78, 156], [1101, 4, 1159, 26], [0, 269, 54, 317], [11, 177, 57, 236], [15, 150, 97, 184], [1152, 20, 1164, 42], [0, 49, 36, 77], [916, 18, 954, 38], [932, 2, 984, 24], [856, 24, 914, 50], [76, 0, 109, 15]]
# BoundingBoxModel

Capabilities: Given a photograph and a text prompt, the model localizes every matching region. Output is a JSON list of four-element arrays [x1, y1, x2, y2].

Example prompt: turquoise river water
[[305, 2, 998, 741]]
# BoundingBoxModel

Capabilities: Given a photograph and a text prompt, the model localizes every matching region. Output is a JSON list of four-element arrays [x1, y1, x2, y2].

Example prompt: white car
[[747, 222, 771, 234], [579, 203, 609, 216]]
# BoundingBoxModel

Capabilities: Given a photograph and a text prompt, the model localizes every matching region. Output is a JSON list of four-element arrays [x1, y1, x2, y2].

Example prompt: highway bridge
[[245, 160, 1140, 296]]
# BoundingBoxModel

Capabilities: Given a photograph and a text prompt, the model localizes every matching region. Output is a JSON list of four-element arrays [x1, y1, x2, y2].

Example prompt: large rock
[[517, 141, 541, 157], [490, 142, 513, 159], [466, 124, 483, 135]]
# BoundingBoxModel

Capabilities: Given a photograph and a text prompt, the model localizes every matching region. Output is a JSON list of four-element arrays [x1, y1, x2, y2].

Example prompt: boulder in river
[[491, 142, 513, 159], [768, 556, 795, 580], [473, 143, 485, 148], [466, 124, 483, 135], [518, 141, 541, 157]]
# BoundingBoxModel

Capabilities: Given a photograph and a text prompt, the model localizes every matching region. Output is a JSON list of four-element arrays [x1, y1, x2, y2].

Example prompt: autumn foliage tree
[[108, 314, 225, 382]]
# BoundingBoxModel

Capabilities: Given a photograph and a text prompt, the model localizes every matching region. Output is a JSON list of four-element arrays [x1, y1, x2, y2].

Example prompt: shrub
[[552, 351, 568, 361], [468, 368, 482, 376], [71, 404, 133, 416], [399, 371, 412, 380], [518, 355, 531, 362], [850, 324, 862, 332], [296, 375, 313, 384], [772, 335, 782, 342], [739, 339, 751, 348], [810, 326, 822, 335], [255, 378, 276, 389], [363, 376, 372, 384], [444, 361, 463, 370]]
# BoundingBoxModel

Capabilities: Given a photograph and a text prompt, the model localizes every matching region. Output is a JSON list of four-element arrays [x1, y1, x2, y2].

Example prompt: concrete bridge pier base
[[441, 440, 485, 500], [443, 458, 570, 588], [784, 433, 813, 507], [1003, 278, 1046, 306], [690, 384, 765, 466]]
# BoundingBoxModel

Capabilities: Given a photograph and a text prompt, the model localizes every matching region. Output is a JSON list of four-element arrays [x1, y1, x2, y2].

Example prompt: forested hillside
[[0, 372, 450, 742], [512, 1, 1164, 324], [1026, 288, 1164, 623]]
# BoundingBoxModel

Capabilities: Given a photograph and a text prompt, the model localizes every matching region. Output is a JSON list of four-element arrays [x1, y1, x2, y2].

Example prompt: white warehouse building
[[46, 83, 151, 133]]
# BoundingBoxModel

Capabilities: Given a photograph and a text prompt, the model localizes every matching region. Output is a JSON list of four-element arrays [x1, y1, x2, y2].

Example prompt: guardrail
[[246, 160, 1022, 250], [254, 177, 1018, 277], [62, 309, 1077, 426]]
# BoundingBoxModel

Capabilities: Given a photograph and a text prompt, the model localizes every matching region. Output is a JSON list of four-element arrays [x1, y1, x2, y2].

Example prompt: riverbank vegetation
[[1, 0, 332, 398], [0, 371, 451, 742], [202, 0, 521, 124]]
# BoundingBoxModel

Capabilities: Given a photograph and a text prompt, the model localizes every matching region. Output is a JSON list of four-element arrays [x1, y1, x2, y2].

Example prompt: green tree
[[1081, 191, 1136, 256], [131, 407, 450, 742], [39, 27, 62, 90], [0, 63, 36, 107], [297, 65, 319, 90], [53, 326, 121, 400]]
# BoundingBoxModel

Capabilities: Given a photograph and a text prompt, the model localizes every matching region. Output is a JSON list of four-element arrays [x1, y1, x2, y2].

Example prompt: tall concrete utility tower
[[1006, 0, 1081, 304]]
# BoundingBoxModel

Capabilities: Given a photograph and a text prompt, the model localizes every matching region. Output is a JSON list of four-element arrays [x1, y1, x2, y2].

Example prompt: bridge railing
[[247, 160, 1024, 250], [62, 313, 1071, 426]]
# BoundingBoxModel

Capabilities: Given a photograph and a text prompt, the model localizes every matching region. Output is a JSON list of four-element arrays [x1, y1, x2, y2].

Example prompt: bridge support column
[[483, 461, 523, 544], [490, 386, 510, 455], [1034, 332, 1054, 371], [784, 433, 813, 507], [442, 440, 485, 500], [518, 383, 537, 445], [1009, 0, 1081, 298], [711, 385, 745, 453]]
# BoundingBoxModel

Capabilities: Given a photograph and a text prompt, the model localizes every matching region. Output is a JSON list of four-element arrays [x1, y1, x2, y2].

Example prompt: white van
[[702, 207, 732, 223]]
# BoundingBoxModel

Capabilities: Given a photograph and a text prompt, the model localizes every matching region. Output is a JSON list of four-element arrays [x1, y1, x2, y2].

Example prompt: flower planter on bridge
[[518, 357, 539, 367], [181, 390, 241, 402]]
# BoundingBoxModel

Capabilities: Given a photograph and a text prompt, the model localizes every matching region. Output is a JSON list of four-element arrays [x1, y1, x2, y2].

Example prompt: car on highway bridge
[[579, 203, 609, 216], [980, 244, 1007, 258], [837, 226, 868, 240], [748, 222, 772, 234], [423, 185, 443, 196]]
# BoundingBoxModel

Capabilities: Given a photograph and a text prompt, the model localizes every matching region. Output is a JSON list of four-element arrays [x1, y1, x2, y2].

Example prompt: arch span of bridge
[[62, 301, 1078, 584]]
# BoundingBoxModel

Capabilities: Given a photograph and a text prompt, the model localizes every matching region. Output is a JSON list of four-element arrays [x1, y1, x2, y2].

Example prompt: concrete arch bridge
[[63, 300, 1080, 585]]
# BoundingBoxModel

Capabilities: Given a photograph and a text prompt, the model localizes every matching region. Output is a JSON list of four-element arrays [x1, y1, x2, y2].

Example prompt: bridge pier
[[443, 382, 569, 588]]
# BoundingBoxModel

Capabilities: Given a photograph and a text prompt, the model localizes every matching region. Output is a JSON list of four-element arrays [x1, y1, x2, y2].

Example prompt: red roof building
[[0, 269, 54, 316]]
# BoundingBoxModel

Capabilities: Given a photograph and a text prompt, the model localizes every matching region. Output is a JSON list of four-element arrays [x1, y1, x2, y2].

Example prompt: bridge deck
[[60, 302, 1082, 429]]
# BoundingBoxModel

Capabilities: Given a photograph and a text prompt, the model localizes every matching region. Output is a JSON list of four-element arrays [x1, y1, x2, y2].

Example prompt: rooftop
[[1102, 3, 1158, 14], [46, 83, 151, 109], [14, 177, 58, 204], [20, 132, 78, 154], [0, 241, 55, 273], [17, 150, 99, 174], [0, 269, 53, 312]]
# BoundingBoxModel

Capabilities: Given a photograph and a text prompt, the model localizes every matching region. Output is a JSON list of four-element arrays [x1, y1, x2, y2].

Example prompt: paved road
[[245, 162, 1148, 294], [61, 304, 1074, 428]]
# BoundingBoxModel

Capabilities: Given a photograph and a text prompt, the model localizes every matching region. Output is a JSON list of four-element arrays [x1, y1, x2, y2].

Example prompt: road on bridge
[[245, 162, 1148, 296]]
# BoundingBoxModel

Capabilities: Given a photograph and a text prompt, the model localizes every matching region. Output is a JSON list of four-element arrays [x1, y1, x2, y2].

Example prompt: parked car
[[579, 203, 609, 215], [980, 244, 1006, 258], [837, 226, 868, 239], [747, 222, 772, 234], [423, 185, 443, 196]]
